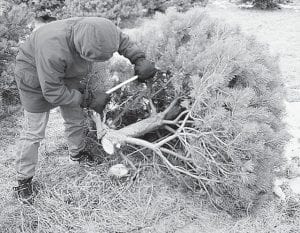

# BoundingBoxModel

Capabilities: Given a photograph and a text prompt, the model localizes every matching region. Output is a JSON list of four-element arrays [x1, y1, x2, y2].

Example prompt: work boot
[[69, 148, 95, 167], [13, 177, 34, 204]]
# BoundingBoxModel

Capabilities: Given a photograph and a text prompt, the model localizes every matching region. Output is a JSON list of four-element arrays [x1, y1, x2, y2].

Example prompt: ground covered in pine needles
[[0, 109, 299, 232], [1, 1, 300, 232]]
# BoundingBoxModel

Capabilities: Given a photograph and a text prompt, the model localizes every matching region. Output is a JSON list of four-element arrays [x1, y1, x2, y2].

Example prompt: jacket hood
[[72, 17, 120, 62]]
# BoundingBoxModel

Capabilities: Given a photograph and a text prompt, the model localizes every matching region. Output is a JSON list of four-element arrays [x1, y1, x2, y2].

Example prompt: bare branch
[[174, 109, 190, 123], [91, 111, 109, 139], [148, 98, 157, 114], [160, 147, 193, 162], [164, 125, 176, 134], [154, 149, 221, 183], [161, 97, 180, 118], [120, 151, 137, 170], [155, 134, 178, 147]]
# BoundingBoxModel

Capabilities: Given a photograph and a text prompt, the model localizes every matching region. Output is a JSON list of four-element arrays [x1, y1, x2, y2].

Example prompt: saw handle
[[105, 75, 138, 95], [105, 67, 163, 95]]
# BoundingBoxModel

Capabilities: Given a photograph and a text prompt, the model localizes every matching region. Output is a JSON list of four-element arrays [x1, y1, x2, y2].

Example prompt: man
[[13, 17, 156, 204]]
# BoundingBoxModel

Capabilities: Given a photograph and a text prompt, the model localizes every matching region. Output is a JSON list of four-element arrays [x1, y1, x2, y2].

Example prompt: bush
[[242, 0, 281, 9], [14, 0, 208, 28], [253, 0, 280, 9], [89, 8, 289, 216], [141, 0, 208, 15], [62, 0, 208, 27], [13, 0, 65, 17], [62, 0, 143, 26], [0, 2, 33, 117]]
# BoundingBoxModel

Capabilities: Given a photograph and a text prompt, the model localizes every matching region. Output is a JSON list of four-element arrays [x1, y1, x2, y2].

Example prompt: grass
[[0, 108, 299, 232], [0, 110, 217, 232], [1, 1, 300, 232]]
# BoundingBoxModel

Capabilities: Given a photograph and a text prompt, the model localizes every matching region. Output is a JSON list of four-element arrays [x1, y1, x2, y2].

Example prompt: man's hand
[[80, 87, 110, 114], [89, 92, 111, 114], [134, 58, 157, 82]]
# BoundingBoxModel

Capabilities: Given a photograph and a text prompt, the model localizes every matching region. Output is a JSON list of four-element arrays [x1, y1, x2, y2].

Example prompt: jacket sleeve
[[118, 31, 145, 64], [35, 45, 82, 107]]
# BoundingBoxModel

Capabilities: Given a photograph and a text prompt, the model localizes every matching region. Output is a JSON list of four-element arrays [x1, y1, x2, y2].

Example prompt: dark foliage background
[[0, 1, 33, 117]]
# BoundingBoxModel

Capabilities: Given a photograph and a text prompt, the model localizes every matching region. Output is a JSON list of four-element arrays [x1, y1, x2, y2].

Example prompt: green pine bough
[[0, 3, 33, 117], [87, 8, 289, 216]]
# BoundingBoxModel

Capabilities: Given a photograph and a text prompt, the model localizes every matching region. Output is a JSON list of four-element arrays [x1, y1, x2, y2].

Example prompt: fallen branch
[[90, 111, 109, 139], [100, 98, 184, 154]]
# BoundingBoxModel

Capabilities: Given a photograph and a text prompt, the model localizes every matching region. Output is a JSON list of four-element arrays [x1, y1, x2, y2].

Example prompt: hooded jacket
[[15, 17, 145, 113]]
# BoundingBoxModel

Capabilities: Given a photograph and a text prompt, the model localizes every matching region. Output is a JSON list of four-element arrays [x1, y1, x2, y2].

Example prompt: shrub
[[14, 0, 65, 18], [88, 8, 289, 216], [62, 0, 208, 27], [253, 0, 280, 9], [241, 0, 281, 9], [0, 2, 33, 117], [63, 0, 143, 26], [141, 0, 208, 15], [15, 0, 208, 27]]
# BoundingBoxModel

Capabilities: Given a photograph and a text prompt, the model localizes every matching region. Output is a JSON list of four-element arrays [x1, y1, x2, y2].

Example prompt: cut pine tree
[[88, 8, 289, 216]]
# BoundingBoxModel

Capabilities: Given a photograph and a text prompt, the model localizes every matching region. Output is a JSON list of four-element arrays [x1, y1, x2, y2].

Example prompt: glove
[[80, 87, 110, 114], [134, 58, 157, 82], [89, 92, 111, 114], [79, 84, 92, 109]]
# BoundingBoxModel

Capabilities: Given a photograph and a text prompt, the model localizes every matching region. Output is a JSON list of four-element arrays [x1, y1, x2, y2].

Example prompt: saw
[[105, 68, 164, 95], [105, 75, 138, 94]]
